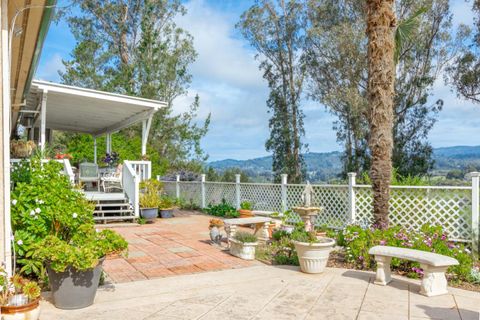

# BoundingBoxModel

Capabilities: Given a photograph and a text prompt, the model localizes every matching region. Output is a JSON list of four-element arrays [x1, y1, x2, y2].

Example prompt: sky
[[36, 0, 480, 161]]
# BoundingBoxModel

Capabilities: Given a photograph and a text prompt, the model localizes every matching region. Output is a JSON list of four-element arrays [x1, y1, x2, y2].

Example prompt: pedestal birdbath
[[291, 182, 323, 232]]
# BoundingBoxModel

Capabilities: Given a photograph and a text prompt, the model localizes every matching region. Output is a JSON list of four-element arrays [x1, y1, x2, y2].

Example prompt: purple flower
[[448, 242, 455, 249], [359, 255, 364, 260], [412, 267, 424, 276], [441, 234, 447, 241], [379, 240, 386, 246]]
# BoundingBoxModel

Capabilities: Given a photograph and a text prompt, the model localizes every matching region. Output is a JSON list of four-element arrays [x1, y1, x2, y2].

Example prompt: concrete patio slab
[[40, 265, 479, 320]]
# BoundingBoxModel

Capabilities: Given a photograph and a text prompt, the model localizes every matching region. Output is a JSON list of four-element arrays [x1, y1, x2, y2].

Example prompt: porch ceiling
[[22, 80, 166, 136]]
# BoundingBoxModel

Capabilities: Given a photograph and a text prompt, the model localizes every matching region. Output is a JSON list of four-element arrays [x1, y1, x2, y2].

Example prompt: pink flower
[[379, 240, 386, 246]]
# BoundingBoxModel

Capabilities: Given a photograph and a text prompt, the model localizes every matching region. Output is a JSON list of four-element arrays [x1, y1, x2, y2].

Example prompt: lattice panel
[[204, 182, 236, 206], [240, 183, 282, 212], [285, 184, 349, 228], [355, 186, 472, 241], [179, 182, 202, 206], [162, 181, 176, 197]]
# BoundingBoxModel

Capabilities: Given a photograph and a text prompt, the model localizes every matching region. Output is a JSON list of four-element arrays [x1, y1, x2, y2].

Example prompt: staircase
[[87, 193, 136, 224]]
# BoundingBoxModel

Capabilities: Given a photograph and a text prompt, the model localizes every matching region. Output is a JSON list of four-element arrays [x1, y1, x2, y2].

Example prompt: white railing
[[10, 158, 74, 183], [122, 160, 140, 217], [129, 161, 151, 181], [160, 172, 480, 255]]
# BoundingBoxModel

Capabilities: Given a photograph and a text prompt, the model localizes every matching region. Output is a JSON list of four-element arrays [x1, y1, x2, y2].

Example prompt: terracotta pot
[[1, 297, 40, 320], [268, 222, 276, 238], [238, 209, 254, 218]]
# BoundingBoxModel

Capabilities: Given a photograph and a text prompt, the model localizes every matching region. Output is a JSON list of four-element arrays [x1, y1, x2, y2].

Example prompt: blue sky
[[36, 0, 480, 161]]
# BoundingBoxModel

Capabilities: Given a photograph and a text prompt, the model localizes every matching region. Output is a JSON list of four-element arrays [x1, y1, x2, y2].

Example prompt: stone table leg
[[373, 256, 392, 285], [254, 222, 270, 243], [419, 264, 449, 297]]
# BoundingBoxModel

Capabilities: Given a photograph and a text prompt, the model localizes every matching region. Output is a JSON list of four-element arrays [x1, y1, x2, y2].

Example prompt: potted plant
[[33, 227, 128, 309], [209, 218, 224, 245], [290, 228, 335, 274], [314, 224, 329, 237], [10, 140, 36, 158], [238, 201, 254, 218], [159, 196, 176, 218], [10, 158, 128, 310], [139, 179, 163, 221], [140, 191, 160, 221], [229, 231, 258, 260], [279, 210, 296, 233], [0, 272, 41, 320]]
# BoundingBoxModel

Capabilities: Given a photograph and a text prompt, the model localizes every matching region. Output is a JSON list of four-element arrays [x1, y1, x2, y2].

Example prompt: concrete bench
[[224, 217, 272, 244], [368, 246, 459, 297]]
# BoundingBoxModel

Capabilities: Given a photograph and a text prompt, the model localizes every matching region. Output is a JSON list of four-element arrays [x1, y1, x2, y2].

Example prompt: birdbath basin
[[292, 206, 323, 232]]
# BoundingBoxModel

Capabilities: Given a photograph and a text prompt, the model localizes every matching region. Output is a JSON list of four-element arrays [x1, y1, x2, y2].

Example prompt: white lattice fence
[[286, 184, 349, 227], [178, 182, 202, 206], [355, 186, 472, 240], [162, 181, 176, 197], [240, 183, 282, 212], [204, 182, 236, 206]]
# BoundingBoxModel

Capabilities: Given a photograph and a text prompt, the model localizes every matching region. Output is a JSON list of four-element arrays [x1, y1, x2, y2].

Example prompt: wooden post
[[201, 174, 206, 209], [471, 172, 479, 259], [281, 174, 288, 212], [93, 136, 97, 163], [348, 172, 357, 224], [175, 174, 180, 199], [39, 90, 47, 152], [235, 174, 241, 209]]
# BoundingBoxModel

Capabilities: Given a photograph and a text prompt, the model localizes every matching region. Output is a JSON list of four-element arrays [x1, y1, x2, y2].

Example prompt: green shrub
[[159, 196, 176, 209], [11, 158, 128, 277], [233, 231, 258, 243], [240, 201, 253, 210], [340, 224, 474, 282], [204, 199, 237, 217]]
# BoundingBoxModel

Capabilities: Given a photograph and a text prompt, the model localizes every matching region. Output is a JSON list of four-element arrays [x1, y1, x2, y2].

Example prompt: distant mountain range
[[208, 145, 480, 182]]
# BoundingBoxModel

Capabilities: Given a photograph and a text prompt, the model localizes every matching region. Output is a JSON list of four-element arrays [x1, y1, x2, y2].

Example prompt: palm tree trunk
[[366, 0, 396, 228]]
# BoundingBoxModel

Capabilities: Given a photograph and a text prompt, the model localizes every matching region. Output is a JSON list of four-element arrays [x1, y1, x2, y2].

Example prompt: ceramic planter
[[229, 238, 258, 260], [140, 207, 158, 220], [1, 296, 40, 320], [159, 208, 174, 218], [46, 258, 104, 310], [293, 238, 335, 274], [238, 209, 254, 218]]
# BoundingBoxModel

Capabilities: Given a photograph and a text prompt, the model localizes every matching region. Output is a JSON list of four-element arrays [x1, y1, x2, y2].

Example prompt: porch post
[[1, 0, 12, 275], [106, 133, 111, 154], [93, 136, 97, 163], [141, 114, 153, 156], [39, 90, 48, 152]]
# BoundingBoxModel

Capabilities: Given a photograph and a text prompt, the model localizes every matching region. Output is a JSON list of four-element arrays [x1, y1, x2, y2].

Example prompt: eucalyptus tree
[[59, 0, 210, 174], [237, 0, 308, 183]]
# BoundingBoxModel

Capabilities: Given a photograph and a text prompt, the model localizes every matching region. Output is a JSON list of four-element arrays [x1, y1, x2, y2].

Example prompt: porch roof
[[21, 80, 167, 136]]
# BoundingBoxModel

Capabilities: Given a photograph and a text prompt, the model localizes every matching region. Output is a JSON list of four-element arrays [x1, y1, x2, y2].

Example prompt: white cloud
[[35, 53, 65, 82]]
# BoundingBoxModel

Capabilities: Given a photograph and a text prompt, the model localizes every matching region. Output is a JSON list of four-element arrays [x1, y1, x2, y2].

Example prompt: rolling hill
[[208, 145, 480, 182]]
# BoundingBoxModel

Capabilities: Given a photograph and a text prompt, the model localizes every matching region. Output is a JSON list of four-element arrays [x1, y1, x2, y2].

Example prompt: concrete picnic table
[[223, 216, 272, 244]]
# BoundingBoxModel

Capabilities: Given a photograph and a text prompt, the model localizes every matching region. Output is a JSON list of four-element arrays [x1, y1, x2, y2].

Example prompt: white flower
[[34, 216, 38, 220], [35, 208, 41, 213], [16, 240, 23, 246], [11, 199, 17, 206], [35, 199, 38, 203], [29, 210, 35, 216], [465, 248, 471, 254], [72, 213, 78, 218], [38, 200, 44, 204]]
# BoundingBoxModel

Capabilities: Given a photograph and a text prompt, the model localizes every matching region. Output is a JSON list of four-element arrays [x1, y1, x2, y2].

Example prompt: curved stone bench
[[368, 246, 459, 297]]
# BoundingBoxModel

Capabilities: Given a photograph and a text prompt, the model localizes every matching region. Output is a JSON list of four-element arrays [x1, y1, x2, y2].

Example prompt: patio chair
[[101, 164, 123, 193], [79, 162, 100, 191]]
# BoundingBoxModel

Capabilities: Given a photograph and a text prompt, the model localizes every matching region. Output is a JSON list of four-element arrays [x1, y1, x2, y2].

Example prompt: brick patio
[[102, 211, 258, 283]]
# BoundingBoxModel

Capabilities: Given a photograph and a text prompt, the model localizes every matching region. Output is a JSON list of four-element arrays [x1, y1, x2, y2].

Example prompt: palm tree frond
[[394, 7, 427, 64]]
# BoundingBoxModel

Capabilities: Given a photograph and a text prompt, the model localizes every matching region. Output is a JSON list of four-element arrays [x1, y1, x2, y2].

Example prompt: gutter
[[22, 0, 57, 100]]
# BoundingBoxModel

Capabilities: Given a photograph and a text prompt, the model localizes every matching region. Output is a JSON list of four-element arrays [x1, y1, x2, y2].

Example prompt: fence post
[[471, 172, 479, 259], [235, 174, 241, 209], [281, 174, 288, 212], [175, 174, 180, 200], [348, 172, 357, 224], [201, 174, 206, 209]]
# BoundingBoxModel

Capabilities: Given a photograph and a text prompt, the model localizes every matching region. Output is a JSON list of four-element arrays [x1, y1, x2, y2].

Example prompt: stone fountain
[[292, 182, 323, 232]]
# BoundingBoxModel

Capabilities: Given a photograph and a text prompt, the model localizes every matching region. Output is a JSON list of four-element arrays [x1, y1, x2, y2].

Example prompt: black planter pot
[[159, 208, 174, 218], [140, 207, 158, 220], [46, 258, 104, 310]]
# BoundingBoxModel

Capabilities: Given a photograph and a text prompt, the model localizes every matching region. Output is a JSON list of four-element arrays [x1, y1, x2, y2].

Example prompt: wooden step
[[93, 216, 136, 221], [95, 204, 130, 209], [94, 209, 134, 215]]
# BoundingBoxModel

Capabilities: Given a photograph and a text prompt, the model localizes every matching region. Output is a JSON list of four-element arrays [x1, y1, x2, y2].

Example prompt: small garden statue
[[209, 219, 224, 245], [301, 181, 314, 207]]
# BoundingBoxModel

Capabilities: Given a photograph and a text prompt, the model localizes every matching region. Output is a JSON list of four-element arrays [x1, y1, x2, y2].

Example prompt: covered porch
[[14, 80, 167, 221]]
